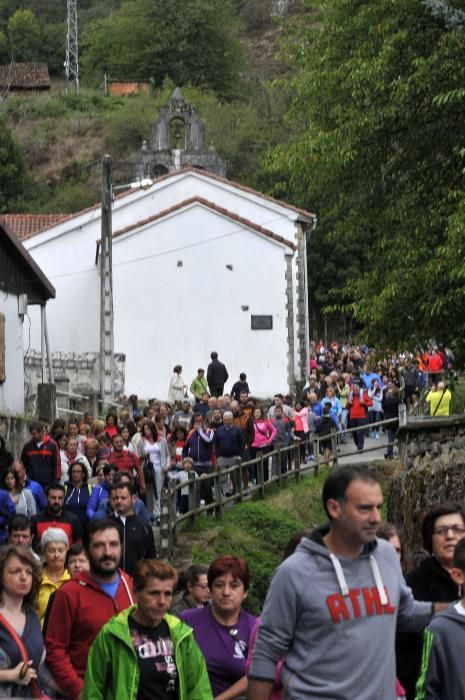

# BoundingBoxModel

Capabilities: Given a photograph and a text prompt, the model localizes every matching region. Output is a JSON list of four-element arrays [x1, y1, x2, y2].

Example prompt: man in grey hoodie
[[248, 465, 437, 700]]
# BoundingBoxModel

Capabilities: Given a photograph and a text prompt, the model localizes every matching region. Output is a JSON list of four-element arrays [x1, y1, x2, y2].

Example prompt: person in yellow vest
[[37, 528, 70, 627], [426, 381, 452, 417]]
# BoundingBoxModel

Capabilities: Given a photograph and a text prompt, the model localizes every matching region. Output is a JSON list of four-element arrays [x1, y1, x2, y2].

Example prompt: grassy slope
[[180, 469, 329, 613], [178, 460, 397, 614]]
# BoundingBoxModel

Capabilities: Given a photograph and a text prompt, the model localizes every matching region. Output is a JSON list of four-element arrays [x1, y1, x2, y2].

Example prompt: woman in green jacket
[[83, 559, 213, 700]]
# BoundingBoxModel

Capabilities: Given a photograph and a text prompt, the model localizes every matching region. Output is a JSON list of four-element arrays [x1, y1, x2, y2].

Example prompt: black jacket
[[20, 436, 61, 487], [110, 513, 156, 576], [207, 359, 229, 390], [31, 508, 83, 552], [396, 556, 459, 699]]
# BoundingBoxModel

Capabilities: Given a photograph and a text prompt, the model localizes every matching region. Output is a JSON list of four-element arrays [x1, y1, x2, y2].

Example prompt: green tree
[[81, 0, 244, 97], [261, 0, 465, 349], [7, 9, 41, 61], [0, 115, 27, 212]]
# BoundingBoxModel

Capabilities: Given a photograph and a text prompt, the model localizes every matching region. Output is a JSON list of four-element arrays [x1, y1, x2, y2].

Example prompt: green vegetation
[[1, 84, 290, 213], [189, 472, 328, 613], [0, 114, 27, 212], [2, 0, 465, 355], [81, 0, 244, 98], [261, 0, 465, 357]]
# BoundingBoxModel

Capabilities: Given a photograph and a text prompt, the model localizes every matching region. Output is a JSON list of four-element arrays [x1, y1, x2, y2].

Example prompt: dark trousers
[[194, 463, 213, 505], [250, 446, 271, 481], [386, 429, 395, 456], [350, 418, 367, 450]]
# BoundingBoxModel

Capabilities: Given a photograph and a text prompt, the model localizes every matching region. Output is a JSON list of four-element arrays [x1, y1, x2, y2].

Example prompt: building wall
[[24, 173, 301, 400], [0, 291, 25, 415], [107, 82, 150, 97], [113, 205, 290, 398]]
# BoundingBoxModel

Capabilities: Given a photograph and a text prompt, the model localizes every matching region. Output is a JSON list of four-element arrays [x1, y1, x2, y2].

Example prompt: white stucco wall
[[113, 203, 290, 398], [24, 171, 303, 400], [0, 292, 25, 415]]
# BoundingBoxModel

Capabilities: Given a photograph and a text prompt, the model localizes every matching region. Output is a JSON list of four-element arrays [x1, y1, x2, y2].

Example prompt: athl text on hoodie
[[249, 526, 433, 699]]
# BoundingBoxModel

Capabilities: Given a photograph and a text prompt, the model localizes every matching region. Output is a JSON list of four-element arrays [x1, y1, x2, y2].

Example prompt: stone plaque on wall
[[251, 315, 273, 330]]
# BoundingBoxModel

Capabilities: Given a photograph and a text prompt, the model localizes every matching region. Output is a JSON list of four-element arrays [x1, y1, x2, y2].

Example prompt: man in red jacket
[[45, 518, 134, 699], [109, 433, 146, 496], [347, 385, 373, 451]]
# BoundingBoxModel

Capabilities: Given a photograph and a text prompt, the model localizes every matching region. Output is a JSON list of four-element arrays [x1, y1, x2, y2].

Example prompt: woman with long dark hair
[[137, 421, 170, 524], [0, 468, 35, 519]]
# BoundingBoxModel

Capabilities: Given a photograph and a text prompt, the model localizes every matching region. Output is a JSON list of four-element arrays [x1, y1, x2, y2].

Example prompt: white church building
[[13, 92, 316, 401]]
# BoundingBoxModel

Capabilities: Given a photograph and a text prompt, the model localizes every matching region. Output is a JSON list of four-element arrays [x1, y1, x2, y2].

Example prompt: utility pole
[[100, 155, 114, 410], [65, 0, 79, 94]]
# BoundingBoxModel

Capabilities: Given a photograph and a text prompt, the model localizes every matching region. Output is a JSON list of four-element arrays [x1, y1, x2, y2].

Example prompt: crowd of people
[[0, 463, 461, 699], [0, 342, 459, 698]]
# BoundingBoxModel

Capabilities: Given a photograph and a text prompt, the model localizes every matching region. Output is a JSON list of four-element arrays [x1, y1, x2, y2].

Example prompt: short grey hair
[[41, 527, 69, 552], [223, 411, 233, 420]]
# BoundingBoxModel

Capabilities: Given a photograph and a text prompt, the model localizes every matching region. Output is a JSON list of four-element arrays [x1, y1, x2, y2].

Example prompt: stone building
[[133, 88, 226, 179]]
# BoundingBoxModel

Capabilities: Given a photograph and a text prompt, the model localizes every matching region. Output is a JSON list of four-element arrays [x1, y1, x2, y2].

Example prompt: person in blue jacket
[[87, 463, 117, 520], [0, 490, 15, 543]]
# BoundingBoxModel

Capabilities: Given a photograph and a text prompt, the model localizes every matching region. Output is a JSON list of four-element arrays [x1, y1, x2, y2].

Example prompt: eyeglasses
[[433, 525, 465, 537], [193, 583, 209, 590]]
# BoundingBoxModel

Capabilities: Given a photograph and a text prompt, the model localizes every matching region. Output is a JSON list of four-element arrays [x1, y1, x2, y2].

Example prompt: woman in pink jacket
[[250, 406, 277, 482], [293, 400, 309, 464]]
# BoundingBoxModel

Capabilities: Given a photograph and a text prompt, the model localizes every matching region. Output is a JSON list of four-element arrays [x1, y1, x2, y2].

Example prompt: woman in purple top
[[181, 556, 256, 700]]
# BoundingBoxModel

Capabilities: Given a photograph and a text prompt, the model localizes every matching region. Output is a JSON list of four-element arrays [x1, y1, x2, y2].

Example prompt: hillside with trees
[[2, 0, 465, 356]]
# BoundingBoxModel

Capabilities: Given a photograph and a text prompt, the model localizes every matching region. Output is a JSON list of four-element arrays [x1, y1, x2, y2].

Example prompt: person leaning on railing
[[426, 381, 452, 417]]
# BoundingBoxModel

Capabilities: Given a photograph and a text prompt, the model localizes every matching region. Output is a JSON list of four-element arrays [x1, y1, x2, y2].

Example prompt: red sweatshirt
[[109, 448, 145, 485], [347, 393, 373, 420], [44, 569, 133, 697]]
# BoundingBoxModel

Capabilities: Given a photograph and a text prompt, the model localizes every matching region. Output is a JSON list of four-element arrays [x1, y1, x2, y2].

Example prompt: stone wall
[[388, 415, 465, 555], [0, 415, 30, 459], [24, 350, 126, 415]]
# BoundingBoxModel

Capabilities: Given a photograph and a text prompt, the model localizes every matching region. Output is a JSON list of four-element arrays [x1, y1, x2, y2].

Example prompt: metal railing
[[158, 416, 399, 558]]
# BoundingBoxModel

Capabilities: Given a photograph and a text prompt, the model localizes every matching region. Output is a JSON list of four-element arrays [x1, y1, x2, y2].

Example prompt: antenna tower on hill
[[65, 0, 79, 94]]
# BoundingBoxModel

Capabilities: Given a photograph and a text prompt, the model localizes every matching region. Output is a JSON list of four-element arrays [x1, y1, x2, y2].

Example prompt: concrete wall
[[0, 291, 25, 415], [112, 204, 289, 398], [0, 415, 30, 459]]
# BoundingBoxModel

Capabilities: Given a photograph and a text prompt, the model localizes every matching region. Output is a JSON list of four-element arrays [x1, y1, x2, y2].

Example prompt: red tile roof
[[0, 62, 50, 89], [0, 214, 72, 241], [109, 196, 297, 250]]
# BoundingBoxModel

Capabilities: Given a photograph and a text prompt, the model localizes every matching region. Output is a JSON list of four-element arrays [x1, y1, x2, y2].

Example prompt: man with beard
[[45, 518, 134, 699], [31, 483, 82, 551]]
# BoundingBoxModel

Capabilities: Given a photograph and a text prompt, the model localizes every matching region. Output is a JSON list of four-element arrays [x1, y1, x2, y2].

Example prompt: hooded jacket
[[44, 568, 134, 698], [109, 512, 156, 575], [249, 526, 432, 700], [397, 556, 460, 699], [20, 434, 61, 486], [83, 606, 213, 700], [415, 603, 465, 700]]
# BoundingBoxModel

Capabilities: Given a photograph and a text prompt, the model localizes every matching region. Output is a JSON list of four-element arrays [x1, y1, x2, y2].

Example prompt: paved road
[[336, 432, 394, 465]]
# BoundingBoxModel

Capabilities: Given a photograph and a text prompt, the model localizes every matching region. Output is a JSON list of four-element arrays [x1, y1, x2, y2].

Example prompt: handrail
[[158, 415, 399, 558]]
